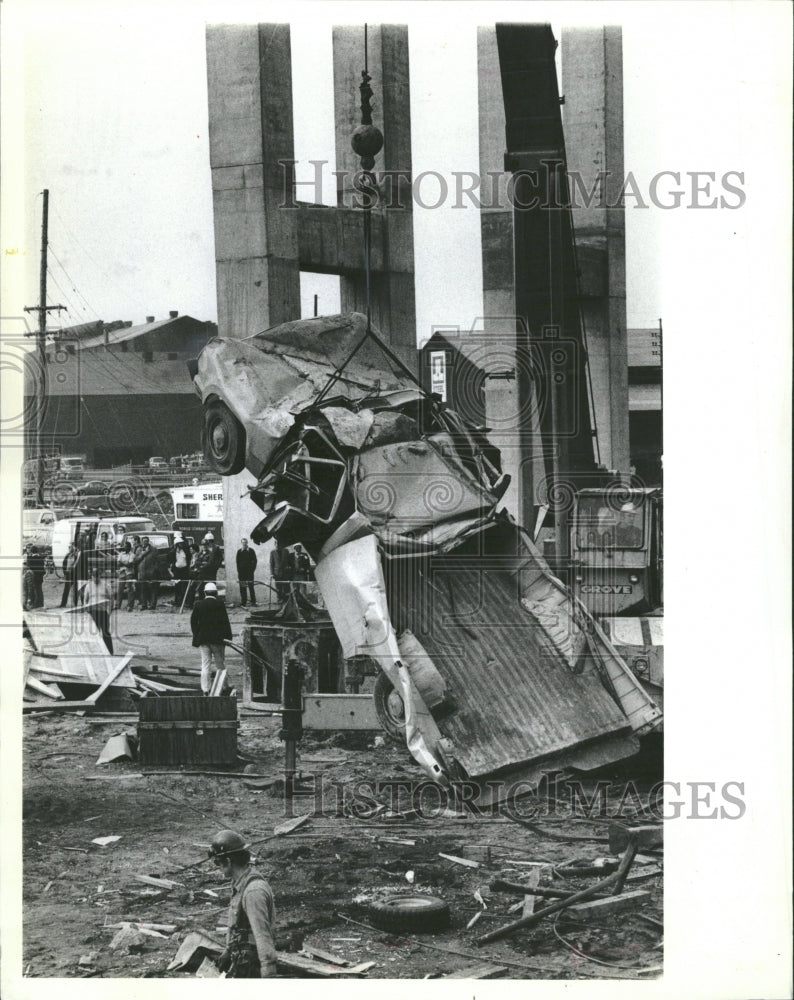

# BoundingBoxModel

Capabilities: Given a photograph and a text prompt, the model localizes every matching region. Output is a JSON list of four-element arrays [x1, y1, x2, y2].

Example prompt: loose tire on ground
[[373, 672, 406, 744], [202, 401, 246, 476], [362, 895, 450, 933]]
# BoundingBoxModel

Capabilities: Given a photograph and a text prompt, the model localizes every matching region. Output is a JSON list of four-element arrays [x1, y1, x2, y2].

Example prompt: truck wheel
[[202, 401, 246, 476], [362, 895, 450, 933], [373, 672, 406, 744]]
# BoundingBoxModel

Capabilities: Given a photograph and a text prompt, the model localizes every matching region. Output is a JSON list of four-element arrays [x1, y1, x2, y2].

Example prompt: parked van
[[52, 515, 155, 565]]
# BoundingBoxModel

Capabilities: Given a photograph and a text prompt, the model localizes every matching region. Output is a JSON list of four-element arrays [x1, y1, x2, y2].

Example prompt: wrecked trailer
[[191, 312, 661, 794]]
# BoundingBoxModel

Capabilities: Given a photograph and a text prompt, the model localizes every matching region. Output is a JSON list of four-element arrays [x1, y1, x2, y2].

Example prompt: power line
[[48, 243, 102, 320], [52, 204, 143, 318]]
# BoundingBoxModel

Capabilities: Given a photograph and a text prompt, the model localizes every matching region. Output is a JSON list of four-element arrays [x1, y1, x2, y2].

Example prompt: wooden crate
[[137, 694, 238, 765]]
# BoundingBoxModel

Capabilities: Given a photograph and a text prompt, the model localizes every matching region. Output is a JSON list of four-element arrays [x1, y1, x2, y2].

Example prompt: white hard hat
[[174, 532, 184, 542], [204, 582, 217, 593], [204, 532, 214, 541]]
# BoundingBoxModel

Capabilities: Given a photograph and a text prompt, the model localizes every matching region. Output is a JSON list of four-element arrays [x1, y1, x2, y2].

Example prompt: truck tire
[[373, 672, 406, 744], [362, 895, 450, 933], [203, 401, 246, 476]]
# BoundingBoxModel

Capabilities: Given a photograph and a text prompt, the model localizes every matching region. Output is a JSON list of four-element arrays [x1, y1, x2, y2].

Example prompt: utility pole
[[24, 189, 65, 503]]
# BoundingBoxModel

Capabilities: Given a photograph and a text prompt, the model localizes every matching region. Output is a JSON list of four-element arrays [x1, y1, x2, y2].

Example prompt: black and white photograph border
[[0, 2, 791, 999]]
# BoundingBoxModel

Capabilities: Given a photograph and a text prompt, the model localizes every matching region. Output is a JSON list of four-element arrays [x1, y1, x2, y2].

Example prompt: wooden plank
[[441, 964, 508, 979], [522, 867, 541, 918], [133, 874, 183, 890], [274, 814, 310, 837], [566, 889, 651, 919], [439, 853, 480, 869], [29, 665, 92, 684], [86, 652, 134, 704], [301, 943, 350, 967], [25, 676, 65, 700], [608, 824, 663, 853], [23, 700, 95, 714], [275, 952, 361, 977]]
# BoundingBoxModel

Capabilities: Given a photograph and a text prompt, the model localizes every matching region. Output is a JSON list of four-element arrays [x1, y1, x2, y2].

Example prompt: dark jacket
[[236, 547, 257, 579], [193, 543, 223, 580], [190, 596, 232, 647], [138, 547, 166, 581], [62, 550, 79, 579]]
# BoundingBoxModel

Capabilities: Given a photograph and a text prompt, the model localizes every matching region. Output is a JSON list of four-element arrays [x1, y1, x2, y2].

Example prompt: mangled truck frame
[[191, 313, 661, 795]]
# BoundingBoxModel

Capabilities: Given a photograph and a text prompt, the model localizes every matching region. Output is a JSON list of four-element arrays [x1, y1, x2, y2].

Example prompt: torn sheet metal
[[314, 535, 447, 783], [382, 526, 633, 779], [354, 434, 496, 533]]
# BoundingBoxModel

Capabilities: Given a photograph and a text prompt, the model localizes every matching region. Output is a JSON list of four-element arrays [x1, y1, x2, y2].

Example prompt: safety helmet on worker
[[208, 829, 249, 862]]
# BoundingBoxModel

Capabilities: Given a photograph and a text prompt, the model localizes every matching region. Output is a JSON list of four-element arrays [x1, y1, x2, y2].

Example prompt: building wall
[[30, 394, 203, 468]]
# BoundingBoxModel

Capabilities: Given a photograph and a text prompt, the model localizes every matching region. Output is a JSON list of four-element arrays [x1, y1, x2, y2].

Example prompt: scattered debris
[[441, 964, 508, 979], [85, 774, 144, 781], [109, 925, 147, 954], [91, 836, 121, 847], [301, 942, 351, 967], [608, 823, 663, 854], [565, 888, 652, 919], [273, 814, 310, 836], [133, 874, 183, 890], [275, 952, 361, 977], [522, 869, 541, 918], [78, 953, 98, 967], [106, 922, 177, 933], [476, 840, 640, 946], [167, 931, 224, 972], [439, 853, 480, 869], [405, 870, 415, 884], [96, 734, 135, 765], [195, 957, 224, 978], [347, 961, 376, 974], [466, 911, 483, 930]]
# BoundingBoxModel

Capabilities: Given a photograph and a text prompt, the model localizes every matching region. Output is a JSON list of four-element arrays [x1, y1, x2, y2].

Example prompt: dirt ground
[[22, 572, 663, 981]]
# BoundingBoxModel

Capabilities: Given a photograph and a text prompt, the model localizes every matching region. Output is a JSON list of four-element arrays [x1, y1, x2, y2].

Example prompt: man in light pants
[[189, 581, 232, 694]]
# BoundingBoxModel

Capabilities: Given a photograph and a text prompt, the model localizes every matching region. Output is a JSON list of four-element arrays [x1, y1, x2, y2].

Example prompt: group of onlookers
[[47, 530, 225, 612]]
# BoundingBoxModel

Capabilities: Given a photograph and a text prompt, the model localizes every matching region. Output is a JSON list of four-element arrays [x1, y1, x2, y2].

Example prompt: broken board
[[24, 611, 137, 689]]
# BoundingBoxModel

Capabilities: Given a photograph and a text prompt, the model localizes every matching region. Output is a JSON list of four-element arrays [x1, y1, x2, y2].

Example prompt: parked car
[[147, 456, 169, 472]]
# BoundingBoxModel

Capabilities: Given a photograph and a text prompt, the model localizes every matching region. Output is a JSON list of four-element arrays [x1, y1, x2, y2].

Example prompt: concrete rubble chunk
[[110, 926, 148, 954]]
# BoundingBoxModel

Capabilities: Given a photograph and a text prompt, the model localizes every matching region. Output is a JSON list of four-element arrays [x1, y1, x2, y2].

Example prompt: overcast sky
[[3, 2, 774, 341]]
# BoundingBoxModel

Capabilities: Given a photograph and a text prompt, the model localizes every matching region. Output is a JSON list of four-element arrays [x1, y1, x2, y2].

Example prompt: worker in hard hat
[[190, 581, 231, 695], [209, 830, 277, 978], [189, 532, 223, 603]]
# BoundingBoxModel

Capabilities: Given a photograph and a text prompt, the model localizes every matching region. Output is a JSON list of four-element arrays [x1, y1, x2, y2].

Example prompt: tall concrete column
[[206, 24, 302, 591], [562, 26, 630, 474]]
